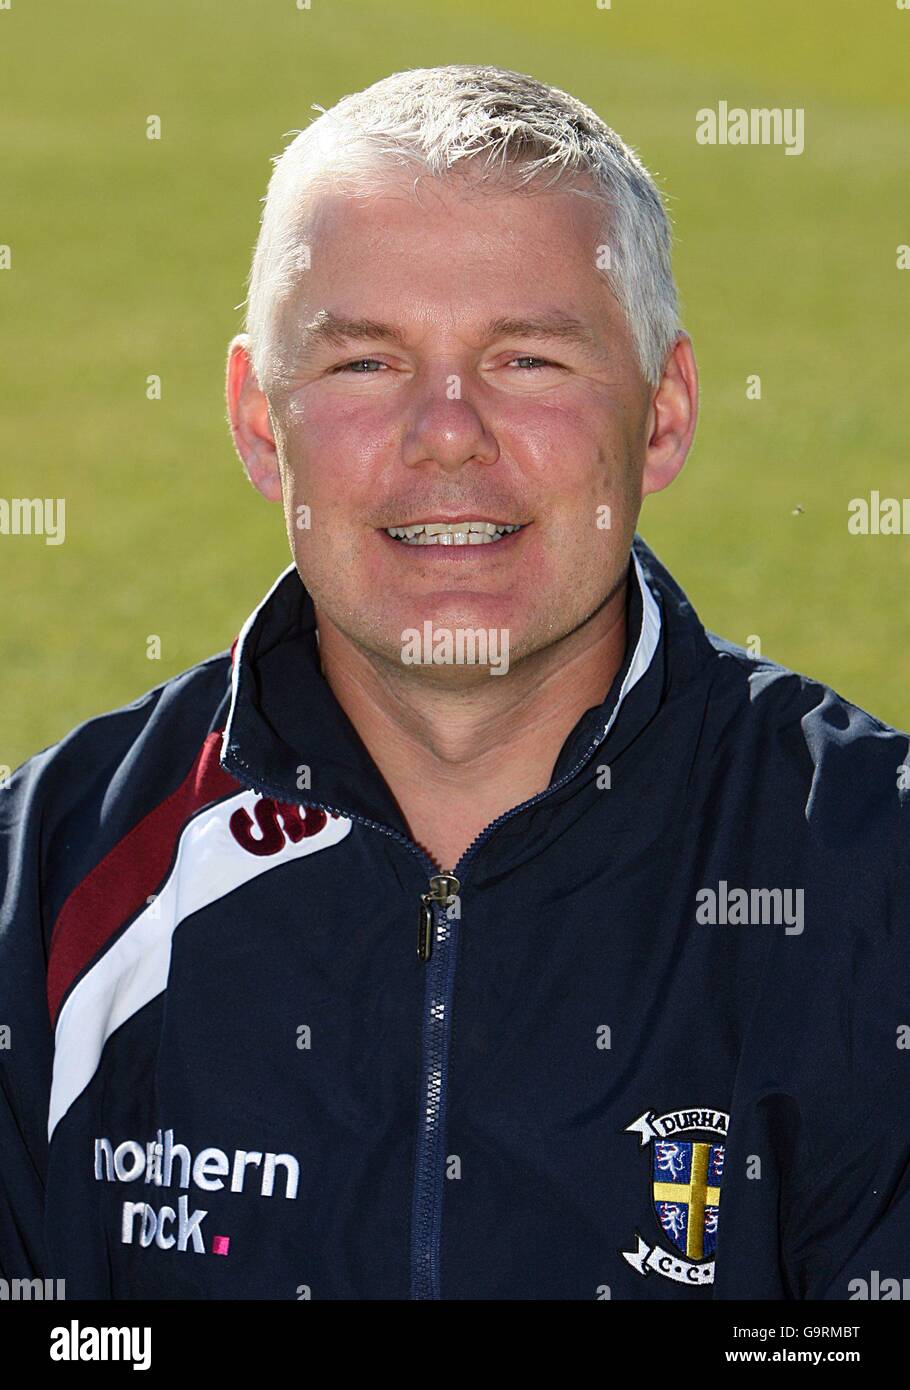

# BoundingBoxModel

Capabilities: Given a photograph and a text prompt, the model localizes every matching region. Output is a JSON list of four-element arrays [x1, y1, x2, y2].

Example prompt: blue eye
[[512, 356, 556, 369], [333, 358, 386, 373]]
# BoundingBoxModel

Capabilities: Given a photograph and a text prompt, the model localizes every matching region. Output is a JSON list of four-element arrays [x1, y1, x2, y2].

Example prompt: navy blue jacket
[[2, 535, 909, 1300]]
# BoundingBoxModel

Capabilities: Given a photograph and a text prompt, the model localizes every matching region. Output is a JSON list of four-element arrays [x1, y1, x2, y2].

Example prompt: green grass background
[[1, 0, 908, 769]]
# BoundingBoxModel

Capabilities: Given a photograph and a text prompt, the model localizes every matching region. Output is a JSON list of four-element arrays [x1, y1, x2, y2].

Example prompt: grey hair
[[243, 64, 682, 391]]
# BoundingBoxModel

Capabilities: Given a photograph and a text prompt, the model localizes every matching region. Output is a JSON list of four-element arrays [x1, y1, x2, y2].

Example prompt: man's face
[[242, 172, 668, 677]]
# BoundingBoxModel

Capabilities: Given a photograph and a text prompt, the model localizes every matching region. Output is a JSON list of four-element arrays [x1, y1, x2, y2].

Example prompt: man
[[1, 64, 908, 1301]]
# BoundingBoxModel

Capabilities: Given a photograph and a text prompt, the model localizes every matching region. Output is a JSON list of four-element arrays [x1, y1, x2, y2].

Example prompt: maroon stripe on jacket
[[47, 731, 240, 1026]]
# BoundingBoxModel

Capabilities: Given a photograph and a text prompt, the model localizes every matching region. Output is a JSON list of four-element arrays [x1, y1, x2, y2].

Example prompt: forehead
[[285, 170, 618, 331], [310, 169, 603, 266]]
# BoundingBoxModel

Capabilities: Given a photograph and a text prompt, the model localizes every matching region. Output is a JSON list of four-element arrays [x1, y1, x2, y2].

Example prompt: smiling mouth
[[384, 520, 526, 546]]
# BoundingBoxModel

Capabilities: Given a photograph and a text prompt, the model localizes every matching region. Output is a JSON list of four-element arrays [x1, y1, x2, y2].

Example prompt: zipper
[[410, 882, 459, 1299], [224, 720, 616, 1300], [413, 871, 462, 1299], [408, 724, 618, 1298], [417, 874, 460, 962]]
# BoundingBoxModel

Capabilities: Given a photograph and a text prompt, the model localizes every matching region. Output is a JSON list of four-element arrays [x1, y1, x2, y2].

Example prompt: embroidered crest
[[622, 1106, 729, 1286]]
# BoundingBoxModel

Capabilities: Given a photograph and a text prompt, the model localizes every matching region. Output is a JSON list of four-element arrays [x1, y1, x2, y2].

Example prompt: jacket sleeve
[[0, 751, 56, 1281], [783, 845, 910, 1299]]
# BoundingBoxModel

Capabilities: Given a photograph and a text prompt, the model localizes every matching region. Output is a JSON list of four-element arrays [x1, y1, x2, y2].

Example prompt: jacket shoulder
[[701, 631, 910, 858], [2, 652, 236, 932]]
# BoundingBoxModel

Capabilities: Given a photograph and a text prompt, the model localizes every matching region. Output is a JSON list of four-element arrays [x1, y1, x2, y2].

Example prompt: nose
[[402, 391, 500, 474]]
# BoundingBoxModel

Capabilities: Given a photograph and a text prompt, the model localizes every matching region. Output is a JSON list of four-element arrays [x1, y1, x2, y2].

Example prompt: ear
[[641, 333, 699, 498], [225, 334, 283, 502]]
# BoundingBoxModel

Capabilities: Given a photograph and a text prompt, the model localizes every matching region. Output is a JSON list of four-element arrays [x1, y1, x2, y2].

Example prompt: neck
[[312, 576, 631, 869]]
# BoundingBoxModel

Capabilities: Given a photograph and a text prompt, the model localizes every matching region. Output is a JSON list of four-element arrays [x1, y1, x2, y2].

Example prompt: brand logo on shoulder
[[621, 1105, 728, 1286], [229, 799, 338, 856], [94, 1129, 299, 1257]]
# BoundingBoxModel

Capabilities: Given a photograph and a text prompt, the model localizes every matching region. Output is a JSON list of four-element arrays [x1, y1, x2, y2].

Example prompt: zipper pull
[[417, 872, 460, 963]]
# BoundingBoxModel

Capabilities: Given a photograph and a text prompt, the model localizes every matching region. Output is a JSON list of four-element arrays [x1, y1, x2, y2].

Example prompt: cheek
[[503, 394, 627, 483], [541, 453, 639, 565], [282, 411, 383, 513], [501, 403, 584, 473]]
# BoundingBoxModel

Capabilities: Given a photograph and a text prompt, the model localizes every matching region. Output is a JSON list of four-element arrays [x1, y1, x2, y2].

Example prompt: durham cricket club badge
[[621, 1105, 729, 1286]]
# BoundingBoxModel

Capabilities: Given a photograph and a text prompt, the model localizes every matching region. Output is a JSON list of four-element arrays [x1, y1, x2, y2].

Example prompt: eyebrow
[[298, 309, 605, 357]]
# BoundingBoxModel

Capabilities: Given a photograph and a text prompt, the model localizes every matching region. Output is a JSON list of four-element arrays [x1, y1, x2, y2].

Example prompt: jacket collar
[[220, 535, 694, 837]]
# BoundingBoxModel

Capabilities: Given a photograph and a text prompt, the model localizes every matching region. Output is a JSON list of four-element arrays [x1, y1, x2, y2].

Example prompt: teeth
[[385, 521, 524, 546]]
